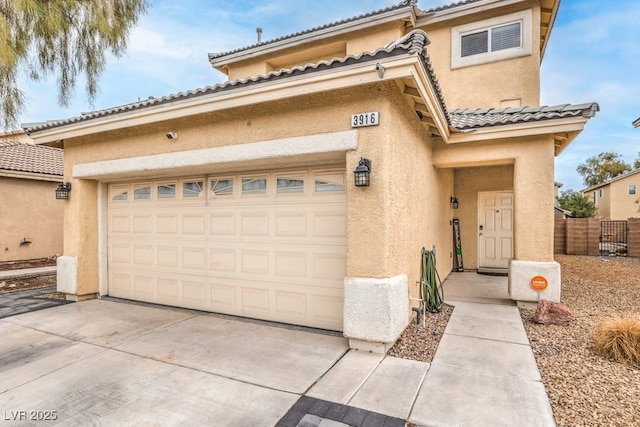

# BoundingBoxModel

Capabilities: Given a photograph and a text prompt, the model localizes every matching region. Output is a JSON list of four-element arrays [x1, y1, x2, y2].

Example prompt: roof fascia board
[[409, 60, 450, 138], [0, 170, 62, 182], [209, 8, 415, 68], [30, 54, 442, 144], [415, 0, 526, 26], [447, 116, 588, 144]]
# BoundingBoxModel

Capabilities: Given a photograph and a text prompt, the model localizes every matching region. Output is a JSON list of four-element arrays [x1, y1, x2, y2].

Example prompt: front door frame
[[477, 191, 514, 270]]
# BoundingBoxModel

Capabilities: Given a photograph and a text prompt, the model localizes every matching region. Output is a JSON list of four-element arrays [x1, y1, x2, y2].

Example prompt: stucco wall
[[345, 83, 454, 302], [61, 80, 456, 309], [610, 175, 640, 219], [435, 135, 556, 264], [226, 22, 404, 81], [222, 2, 543, 112], [453, 165, 514, 269], [0, 177, 63, 262], [592, 187, 610, 219], [62, 83, 434, 296], [419, 3, 541, 109]]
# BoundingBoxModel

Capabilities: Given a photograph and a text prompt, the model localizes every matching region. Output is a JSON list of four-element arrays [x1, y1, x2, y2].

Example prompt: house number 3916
[[352, 112, 380, 128]]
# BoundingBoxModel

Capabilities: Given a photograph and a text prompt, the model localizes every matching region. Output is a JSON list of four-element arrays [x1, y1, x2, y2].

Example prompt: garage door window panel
[[182, 180, 204, 198], [133, 184, 151, 200], [111, 185, 129, 202], [314, 172, 345, 193], [242, 177, 267, 195], [157, 183, 176, 199], [277, 176, 305, 194], [211, 179, 234, 197]]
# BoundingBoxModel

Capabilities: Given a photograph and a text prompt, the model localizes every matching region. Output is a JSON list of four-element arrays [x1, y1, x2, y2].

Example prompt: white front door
[[478, 191, 513, 269]]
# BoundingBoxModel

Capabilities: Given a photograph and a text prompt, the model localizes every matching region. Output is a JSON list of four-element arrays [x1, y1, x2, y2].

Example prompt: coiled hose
[[420, 247, 444, 313]]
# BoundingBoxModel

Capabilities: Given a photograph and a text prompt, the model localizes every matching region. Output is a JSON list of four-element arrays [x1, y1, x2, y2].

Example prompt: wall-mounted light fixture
[[166, 132, 178, 139], [353, 157, 372, 187], [450, 196, 459, 209], [55, 182, 72, 200]]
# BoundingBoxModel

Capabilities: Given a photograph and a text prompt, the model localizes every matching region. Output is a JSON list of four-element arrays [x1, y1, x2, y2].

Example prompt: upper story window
[[461, 22, 521, 57], [629, 185, 637, 195], [452, 10, 532, 69], [599, 189, 604, 198]]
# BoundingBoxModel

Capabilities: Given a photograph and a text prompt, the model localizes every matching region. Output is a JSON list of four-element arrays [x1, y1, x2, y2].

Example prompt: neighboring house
[[25, 0, 597, 351], [0, 134, 64, 262], [554, 182, 571, 218], [583, 169, 640, 220]]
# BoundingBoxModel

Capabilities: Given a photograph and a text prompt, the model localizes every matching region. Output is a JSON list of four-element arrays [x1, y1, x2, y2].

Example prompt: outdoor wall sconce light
[[55, 182, 72, 200], [353, 157, 372, 187], [450, 196, 459, 209]]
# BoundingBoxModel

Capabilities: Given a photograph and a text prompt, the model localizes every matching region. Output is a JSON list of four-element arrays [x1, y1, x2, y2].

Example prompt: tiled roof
[[207, 1, 418, 62], [448, 103, 600, 130], [0, 141, 63, 176], [207, 0, 487, 62], [426, 0, 485, 13], [25, 30, 445, 133]]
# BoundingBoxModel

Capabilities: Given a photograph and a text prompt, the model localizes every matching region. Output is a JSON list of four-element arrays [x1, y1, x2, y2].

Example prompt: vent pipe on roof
[[256, 27, 263, 44]]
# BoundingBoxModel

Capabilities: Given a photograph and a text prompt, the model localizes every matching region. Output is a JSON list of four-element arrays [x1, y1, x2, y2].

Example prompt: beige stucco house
[[583, 170, 640, 220], [25, 0, 597, 351], [0, 132, 64, 262]]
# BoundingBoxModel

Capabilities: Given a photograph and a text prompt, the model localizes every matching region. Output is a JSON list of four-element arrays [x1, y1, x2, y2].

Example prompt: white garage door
[[107, 167, 347, 330]]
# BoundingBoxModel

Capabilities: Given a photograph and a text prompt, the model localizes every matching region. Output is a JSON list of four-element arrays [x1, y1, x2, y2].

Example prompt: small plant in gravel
[[592, 314, 640, 369]]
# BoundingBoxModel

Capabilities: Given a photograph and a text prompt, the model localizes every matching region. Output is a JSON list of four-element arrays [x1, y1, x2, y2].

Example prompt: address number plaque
[[351, 112, 380, 128]]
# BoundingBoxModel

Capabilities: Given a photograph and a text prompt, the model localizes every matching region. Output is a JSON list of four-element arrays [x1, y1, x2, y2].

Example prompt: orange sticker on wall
[[530, 276, 548, 291]]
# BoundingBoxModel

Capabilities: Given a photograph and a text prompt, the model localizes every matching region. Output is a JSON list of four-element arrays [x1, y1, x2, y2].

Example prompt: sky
[[17, 0, 640, 192]]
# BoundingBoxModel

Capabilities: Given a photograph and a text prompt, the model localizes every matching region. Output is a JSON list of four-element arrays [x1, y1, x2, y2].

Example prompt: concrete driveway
[[0, 299, 349, 426]]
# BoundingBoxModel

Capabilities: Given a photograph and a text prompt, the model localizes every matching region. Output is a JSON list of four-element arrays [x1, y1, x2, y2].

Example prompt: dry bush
[[592, 314, 640, 369]]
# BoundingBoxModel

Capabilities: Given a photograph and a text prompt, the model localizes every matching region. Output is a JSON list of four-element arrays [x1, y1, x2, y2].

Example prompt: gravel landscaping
[[522, 255, 640, 427], [390, 255, 640, 426]]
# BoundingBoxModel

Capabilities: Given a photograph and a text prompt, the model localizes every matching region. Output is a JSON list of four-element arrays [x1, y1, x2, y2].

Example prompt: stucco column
[[342, 125, 409, 352], [509, 139, 561, 303], [57, 178, 99, 300]]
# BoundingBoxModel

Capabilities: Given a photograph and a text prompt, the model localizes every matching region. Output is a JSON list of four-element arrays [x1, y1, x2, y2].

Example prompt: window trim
[[451, 9, 532, 69]]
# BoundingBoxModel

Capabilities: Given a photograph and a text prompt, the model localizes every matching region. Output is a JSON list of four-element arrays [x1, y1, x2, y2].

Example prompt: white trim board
[[73, 130, 358, 181]]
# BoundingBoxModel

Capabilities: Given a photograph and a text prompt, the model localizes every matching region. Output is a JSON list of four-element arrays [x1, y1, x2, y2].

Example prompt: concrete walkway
[[301, 272, 555, 427], [409, 273, 555, 426], [0, 271, 555, 426]]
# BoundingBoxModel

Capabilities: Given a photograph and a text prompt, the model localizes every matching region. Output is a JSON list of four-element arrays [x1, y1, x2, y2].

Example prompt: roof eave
[[540, 0, 561, 60], [447, 115, 590, 152], [582, 169, 640, 192], [414, 0, 526, 26], [0, 170, 62, 182], [27, 53, 446, 145]]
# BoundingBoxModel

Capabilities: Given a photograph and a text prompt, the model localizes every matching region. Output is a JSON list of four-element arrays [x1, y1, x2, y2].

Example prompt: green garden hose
[[420, 247, 444, 313]]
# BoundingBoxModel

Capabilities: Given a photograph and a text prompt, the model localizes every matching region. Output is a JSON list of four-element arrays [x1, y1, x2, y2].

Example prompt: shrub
[[592, 315, 640, 369]]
